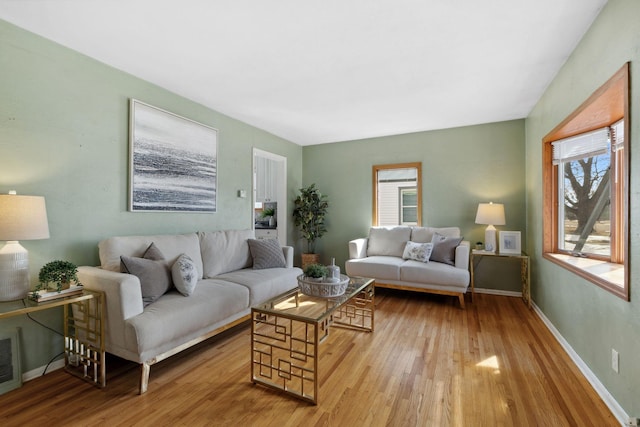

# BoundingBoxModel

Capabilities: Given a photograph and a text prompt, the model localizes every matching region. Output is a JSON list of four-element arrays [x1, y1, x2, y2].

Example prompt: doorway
[[253, 149, 287, 244]]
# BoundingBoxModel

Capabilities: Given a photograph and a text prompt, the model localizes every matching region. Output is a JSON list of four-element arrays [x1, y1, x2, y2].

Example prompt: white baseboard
[[531, 302, 629, 426], [22, 359, 65, 382], [474, 288, 522, 298]]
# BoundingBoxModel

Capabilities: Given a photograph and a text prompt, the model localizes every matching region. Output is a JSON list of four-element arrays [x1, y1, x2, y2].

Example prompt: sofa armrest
[[348, 238, 369, 259], [282, 246, 294, 268], [455, 241, 471, 270], [78, 266, 144, 351]]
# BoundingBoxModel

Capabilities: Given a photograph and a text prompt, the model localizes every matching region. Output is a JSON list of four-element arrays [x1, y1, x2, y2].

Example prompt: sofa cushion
[[99, 233, 203, 279], [199, 229, 254, 278], [367, 227, 412, 257], [247, 239, 286, 269], [411, 227, 460, 243], [431, 233, 464, 265], [120, 250, 172, 307], [171, 254, 198, 296], [400, 260, 469, 288], [345, 256, 404, 281], [402, 241, 433, 262], [216, 267, 301, 306], [124, 279, 250, 360]]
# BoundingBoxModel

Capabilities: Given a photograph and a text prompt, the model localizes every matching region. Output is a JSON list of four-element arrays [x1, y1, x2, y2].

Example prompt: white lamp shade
[[475, 202, 506, 226], [0, 194, 50, 241]]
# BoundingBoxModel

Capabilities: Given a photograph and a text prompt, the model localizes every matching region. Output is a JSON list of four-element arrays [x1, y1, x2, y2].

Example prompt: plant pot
[[301, 253, 320, 270], [48, 281, 71, 291]]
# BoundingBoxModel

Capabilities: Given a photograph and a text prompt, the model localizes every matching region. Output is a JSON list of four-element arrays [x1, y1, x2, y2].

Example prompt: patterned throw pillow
[[171, 253, 198, 296], [430, 233, 463, 265], [402, 241, 433, 262], [247, 239, 286, 269]]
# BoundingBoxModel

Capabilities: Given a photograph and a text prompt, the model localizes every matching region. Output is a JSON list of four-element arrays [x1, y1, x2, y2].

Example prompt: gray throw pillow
[[402, 241, 433, 262], [247, 239, 286, 269], [120, 242, 172, 306], [143, 242, 165, 261], [430, 233, 463, 265], [171, 253, 198, 296]]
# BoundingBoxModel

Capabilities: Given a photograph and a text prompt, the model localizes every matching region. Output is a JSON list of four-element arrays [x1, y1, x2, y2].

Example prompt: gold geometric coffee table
[[251, 276, 374, 404]]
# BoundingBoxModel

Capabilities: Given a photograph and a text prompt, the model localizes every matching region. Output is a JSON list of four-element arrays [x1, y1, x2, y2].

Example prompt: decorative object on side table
[[297, 263, 349, 297], [499, 231, 521, 255], [31, 260, 83, 302], [292, 183, 329, 268], [0, 191, 50, 301]]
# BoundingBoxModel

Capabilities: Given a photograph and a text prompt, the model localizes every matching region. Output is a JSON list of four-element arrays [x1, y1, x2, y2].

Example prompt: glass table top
[[252, 276, 374, 323]]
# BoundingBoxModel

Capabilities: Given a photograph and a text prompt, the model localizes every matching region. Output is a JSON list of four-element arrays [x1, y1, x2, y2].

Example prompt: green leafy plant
[[261, 207, 276, 218], [36, 260, 80, 293], [304, 263, 328, 279], [292, 183, 329, 254]]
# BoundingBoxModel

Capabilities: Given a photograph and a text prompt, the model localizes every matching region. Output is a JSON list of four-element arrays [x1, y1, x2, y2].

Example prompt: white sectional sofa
[[78, 229, 302, 394], [345, 226, 471, 307]]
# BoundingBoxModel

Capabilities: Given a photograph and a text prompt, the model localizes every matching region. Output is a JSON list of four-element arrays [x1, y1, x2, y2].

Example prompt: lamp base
[[0, 241, 30, 301], [484, 225, 497, 253]]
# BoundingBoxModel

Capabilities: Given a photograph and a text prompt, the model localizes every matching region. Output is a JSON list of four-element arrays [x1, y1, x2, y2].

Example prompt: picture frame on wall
[[129, 99, 218, 212], [499, 231, 521, 255]]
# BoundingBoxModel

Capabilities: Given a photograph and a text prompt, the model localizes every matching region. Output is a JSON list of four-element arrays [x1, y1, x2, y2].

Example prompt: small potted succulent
[[36, 260, 81, 293]]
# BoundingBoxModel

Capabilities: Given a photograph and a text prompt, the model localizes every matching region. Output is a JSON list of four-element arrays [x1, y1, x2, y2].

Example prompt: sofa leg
[[139, 363, 150, 394], [458, 294, 466, 309]]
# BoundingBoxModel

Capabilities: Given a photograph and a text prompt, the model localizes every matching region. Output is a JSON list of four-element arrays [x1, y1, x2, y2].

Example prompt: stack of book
[[30, 285, 84, 302]]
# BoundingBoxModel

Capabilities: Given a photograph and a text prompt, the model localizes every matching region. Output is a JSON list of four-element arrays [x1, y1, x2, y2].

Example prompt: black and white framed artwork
[[129, 99, 218, 212]]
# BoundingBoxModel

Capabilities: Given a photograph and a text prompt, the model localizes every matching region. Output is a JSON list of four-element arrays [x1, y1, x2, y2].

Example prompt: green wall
[[0, 19, 302, 373], [525, 0, 640, 417], [302, 119, 526, 292]]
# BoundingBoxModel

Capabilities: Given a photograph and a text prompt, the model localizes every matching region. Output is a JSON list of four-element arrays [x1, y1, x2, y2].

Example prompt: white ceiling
[[0, 0, 607, 145]]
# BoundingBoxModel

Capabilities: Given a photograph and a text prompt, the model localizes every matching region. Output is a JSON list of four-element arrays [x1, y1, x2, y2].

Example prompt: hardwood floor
[[0, 291, 617, 426]]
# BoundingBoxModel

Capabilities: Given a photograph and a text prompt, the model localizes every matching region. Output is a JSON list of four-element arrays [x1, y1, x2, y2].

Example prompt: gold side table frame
[[251, 277, 374, 405], [0, 290, 106, 388], [470, 250, 531, 308]]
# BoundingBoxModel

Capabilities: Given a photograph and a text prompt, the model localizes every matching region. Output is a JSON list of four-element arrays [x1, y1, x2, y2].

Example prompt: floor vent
[[0, 328, 21, 394]]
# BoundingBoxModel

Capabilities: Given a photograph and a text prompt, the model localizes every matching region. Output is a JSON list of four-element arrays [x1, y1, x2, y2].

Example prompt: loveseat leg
[[458, 294, 466, 309], [139, 363, 150, 394]]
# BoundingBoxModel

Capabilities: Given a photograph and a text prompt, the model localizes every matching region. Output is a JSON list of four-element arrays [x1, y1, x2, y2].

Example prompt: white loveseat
[[345, 226, 471, 308], [78, 229, 302, 394]]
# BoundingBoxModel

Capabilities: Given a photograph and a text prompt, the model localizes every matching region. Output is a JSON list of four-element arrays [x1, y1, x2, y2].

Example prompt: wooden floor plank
[[0, 291, 617, 426]]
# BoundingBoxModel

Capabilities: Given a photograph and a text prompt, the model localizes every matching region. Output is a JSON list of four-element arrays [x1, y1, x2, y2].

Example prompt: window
[[543, 64, 629, 300], [400, 188, 418, 225], [373, 163, 422, 226]]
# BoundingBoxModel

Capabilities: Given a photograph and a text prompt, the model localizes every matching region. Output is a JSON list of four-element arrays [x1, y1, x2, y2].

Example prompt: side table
[[470, 250, 531, 308], [0, 290, 105, 388]]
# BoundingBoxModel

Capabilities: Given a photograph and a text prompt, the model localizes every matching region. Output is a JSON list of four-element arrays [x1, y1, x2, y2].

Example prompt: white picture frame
[[499, 231, 521, 255], [129, 99, 218, 212]]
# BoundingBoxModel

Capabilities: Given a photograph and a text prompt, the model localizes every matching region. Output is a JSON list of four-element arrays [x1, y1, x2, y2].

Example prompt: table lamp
[[475, 202, 505, 252], [0, 191, 50, 301]]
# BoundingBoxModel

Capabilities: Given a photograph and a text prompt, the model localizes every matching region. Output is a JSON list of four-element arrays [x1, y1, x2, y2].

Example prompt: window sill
[[543, 252, 625, 293]]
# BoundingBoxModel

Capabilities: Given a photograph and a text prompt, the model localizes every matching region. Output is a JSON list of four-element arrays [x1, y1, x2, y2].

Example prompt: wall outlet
[[611, 348, 619, 373], [626, 417, 639, 426]]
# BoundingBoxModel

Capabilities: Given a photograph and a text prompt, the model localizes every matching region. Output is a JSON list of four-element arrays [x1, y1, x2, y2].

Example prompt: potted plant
[[36, 260, 81, 293], [292, 183, 329, 268], [261, 207, 276, 226], [303, 263, 328, 282]]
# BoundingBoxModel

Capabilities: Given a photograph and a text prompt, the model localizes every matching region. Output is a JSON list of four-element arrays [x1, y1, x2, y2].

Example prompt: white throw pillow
[[402, 241, 433, 262], [171, 253, 198, 296]]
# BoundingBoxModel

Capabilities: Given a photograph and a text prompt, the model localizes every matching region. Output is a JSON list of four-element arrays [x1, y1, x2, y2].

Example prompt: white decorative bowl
[[297, 274, 350, 298]]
